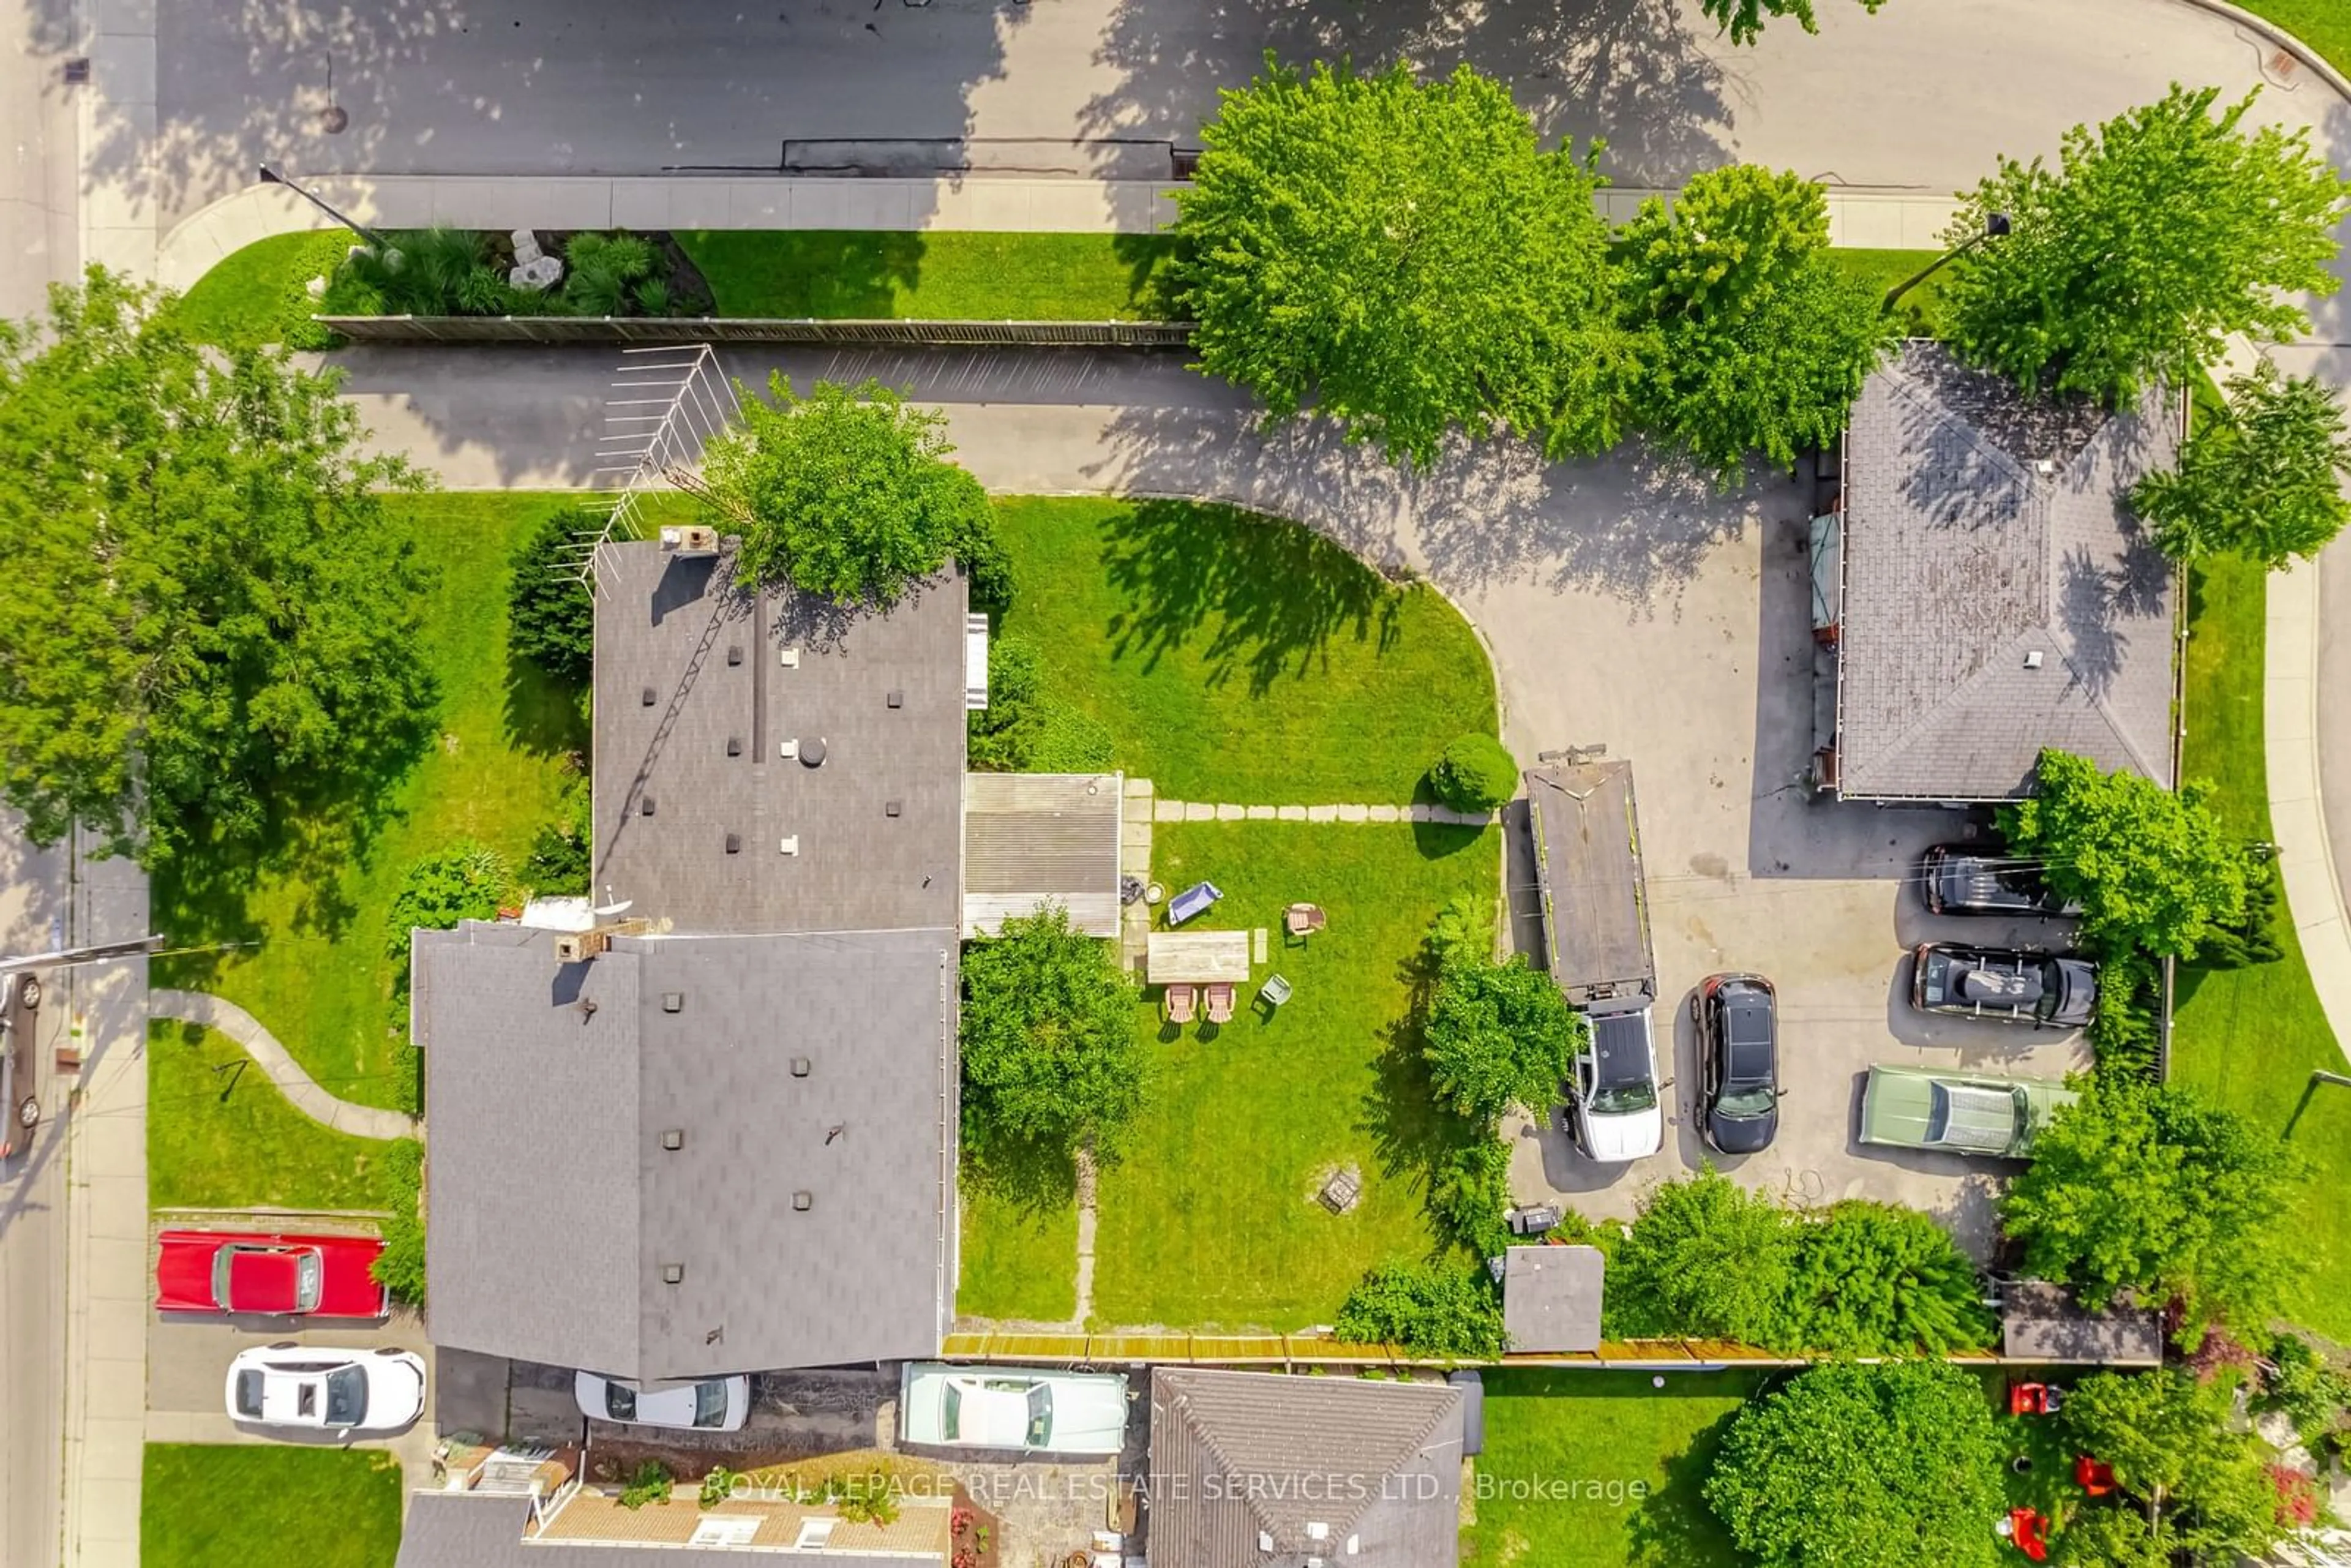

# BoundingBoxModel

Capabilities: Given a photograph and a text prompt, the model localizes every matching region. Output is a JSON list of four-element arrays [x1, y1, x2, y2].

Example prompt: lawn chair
[[1203, 981, 1235, 1024], [1167, 881, 1223, 926], [1163, 983, 1198, 1025], [1283, 903, 1327, 943], [1257, 973, 1292, 1011]]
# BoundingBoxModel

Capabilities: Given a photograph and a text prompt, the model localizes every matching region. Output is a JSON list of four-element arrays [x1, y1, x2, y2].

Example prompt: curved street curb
[[2170, 0, 2351, 102], [149, 988, 415, 1141]]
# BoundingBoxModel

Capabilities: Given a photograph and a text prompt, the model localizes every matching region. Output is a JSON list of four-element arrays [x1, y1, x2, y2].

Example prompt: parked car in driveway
[[155, 1230, 388, 1318], [1, 970, 42, 1160], [1564, 1003, 1664, 1161], [1911, 943, 2097, 1029], [1859, 1065, 2079, 1159], [223, 1345, 426, 1435], [1920, 845, 2080, 918], [899, 1364, 1130, 1455], [574, 1371, 750, 1431], [1692, 973, 1780, 1154]]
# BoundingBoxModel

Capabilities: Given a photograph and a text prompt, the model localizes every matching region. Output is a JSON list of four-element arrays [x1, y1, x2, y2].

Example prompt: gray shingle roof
[[395, 1495, 921, 1568], [1502, 1245, 1605, 1354], [417, 920, 956, 1380], [591, 539, 966, 934], [1147, 1368, 1464, 1568], [1837, 343, 2180, 800], [961, 771, 1124, 937]]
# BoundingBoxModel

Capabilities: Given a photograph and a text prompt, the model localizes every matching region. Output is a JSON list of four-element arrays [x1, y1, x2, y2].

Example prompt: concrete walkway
[[146, 991, 413, 1141], [1152, 800, 1495, 825]]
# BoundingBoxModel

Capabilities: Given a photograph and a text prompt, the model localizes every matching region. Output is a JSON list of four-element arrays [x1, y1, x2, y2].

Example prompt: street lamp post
[[1882, 211, 2011, 316], [255, 162, 388, 249]]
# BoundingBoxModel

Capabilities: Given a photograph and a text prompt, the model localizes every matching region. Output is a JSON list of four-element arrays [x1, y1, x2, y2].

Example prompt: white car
[[899, 1364, 1129, 1455], [1565, 1003, 1665, 1162], [224, 1345, 426, 1435], [575, 1371, 750, 1431]]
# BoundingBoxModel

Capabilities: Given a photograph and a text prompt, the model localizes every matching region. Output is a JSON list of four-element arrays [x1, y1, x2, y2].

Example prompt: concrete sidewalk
[[148, 991, 413, 1141]]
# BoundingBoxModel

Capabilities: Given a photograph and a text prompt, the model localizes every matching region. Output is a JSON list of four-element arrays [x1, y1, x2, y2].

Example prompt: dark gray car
[[1693, 972, 1779, 1153], [1911, 944, 2096, 1029], [1, 970, 43, 1160]]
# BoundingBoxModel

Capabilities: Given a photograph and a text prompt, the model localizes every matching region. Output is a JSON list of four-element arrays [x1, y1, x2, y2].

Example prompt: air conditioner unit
[[658, 524, 720, 557]]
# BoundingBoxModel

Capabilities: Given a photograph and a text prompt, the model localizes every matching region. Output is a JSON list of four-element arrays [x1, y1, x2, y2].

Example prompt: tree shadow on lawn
[[1357, 916, 1492, 1261], [1625, 1401, 1747, 1568], [678, 230, 924, 318], [502, 648, 591, 760], [1098, 498, 1406, 697], [961, 1131, 1081, 1220]]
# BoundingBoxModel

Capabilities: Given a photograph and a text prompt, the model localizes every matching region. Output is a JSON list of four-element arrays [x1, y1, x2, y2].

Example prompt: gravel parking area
[[1493, 486, 2090, 1257]]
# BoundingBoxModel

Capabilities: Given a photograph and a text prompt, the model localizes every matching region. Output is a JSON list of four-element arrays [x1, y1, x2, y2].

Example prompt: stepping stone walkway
[[149, 989, 416, 1141], [1153, 800, 1494, 826]]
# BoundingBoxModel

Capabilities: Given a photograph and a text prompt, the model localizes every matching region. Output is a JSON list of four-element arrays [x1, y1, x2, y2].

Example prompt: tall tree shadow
[[1625, 1400, 1750, 1567], [1098, 498, 1405, 696]]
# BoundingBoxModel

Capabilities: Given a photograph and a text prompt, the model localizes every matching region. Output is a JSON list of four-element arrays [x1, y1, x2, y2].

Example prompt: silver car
[[899, 1364, 1129, 1455], [574, 1371, 750, 1431]]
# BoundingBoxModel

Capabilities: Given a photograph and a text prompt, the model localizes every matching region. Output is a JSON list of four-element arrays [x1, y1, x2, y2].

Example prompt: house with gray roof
[[1817, 342, 2181, 801], [411, 535, 970, 1380], [1147, 1368, 1464, 1568]]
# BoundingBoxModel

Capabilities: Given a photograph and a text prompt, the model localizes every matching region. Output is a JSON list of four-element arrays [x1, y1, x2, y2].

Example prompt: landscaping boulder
[[509, 254, 564, 293], [510, 227, 543, 266]]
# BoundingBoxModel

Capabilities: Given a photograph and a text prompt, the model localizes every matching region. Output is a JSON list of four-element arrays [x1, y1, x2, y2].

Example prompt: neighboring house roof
[[1502, 1245, 1605, 1354], [962, 771, 1125, 938], [1148, 1368, 1464, 1568], [2001, 1280, 2164, 1365], [396, 1492, 942, 1568], [1837, 342, 2179, 800], [416, 920, 956, 1381], [591, 538, 966, 934]]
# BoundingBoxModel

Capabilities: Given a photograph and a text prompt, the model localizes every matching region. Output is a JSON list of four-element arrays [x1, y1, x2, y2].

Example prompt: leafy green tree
[[1334, 1259, 1508, 1359], [959, 905, 1149, 1160], [1619, 165, 1894, 478], [1702, 0, 1887, 47], [968, 635, 1114, 773], [0, 270, 436, 865], [2061, 1370, 2284, 1560], [2000, 749, 2247, 959], [1427, 1135, 1518, 1259], [1430, 732, 1518, 812], [507, 506, 604, 685], [2054, 1504, 2180, 1568], [2134, 361, 2351, 568], [1605, 1168, 1794, 1343], [1705, 1360, 2006, 1568], [1423, 948, 1584, 1123], [702, 376, 1000, 609], [1174, 58, 1621, 465], [1778, 1201, 1998, 1354], [2000, 1077, 2302, 1332], [1942, 85, 2349, 403], [2255, 1331, 2351, 1450], [385, 842, 512, 967], [370, 1137, 427, 1304]]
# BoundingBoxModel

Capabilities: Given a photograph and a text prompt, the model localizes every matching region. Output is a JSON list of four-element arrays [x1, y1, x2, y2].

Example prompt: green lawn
[[148, 1021, 393, 1212], [144, 1444, 403, 1568], [675, 231, 1182, 320], [958, 1170, 1081, 1323], [1463, 1370, 1765, 1568], [1086, 820, 1496, 1329], [2238, 1, 2351, 76], [1826, 247, 1949, 336], [165, 231, 350, 351], [2169, 553, 2351, 1339], [153, 493, 589, 1110], [992, 497, 1497, 803]]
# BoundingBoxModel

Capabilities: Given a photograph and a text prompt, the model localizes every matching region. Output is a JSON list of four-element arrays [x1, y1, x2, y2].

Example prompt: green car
[[1859, 1065, 2079, 1159]]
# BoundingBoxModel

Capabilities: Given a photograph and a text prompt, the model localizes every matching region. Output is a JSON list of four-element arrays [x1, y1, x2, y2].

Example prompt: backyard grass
[[147, 1021, 392, 1212], [143, 1444, 403, 1568], [957, 1174, 1081, 1323], [991, 497, 1498, 803], [1085, 820, 1497, 1329], [2169, 552, 2351, 1340], [2238, 1, 2351, 76], [1826, 247, 1949, 336], [675, 231, 1182, 320], [165, 230, 350, 351], [1461, 1370, 1765, 1568], [153, 493, 590, 1110]]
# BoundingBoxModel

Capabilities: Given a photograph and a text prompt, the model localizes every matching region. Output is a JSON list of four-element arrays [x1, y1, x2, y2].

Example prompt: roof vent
[[661, 1263, 684, 1285], [640, 687, 656, 707], [1307, 1523, 1330, 1542], [726, 736, 741, 757], [725, 832, 741, 855], [792, 1191, 812, 1212], [660, 1128, 684, 1151], [662, 992, 683, 1014], [885, 800, 902, 819], [726, 645, 743, 667], [2023, 649, 2044, 670], [2034, 458, 2056, 476], [887, 689, 904, 709], [800, 737, 828, 768], [790, 1056, 811, 1078], [1347, 1537, 1361, 1556], [1259, 1532, 1275, 1554], [778, 835, 799, 856], [778, 738, 797, 760], [778, 647, 799, 669], [640, 796, 656, 816]]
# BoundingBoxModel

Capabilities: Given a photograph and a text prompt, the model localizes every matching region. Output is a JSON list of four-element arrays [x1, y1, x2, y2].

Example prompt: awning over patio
[[1146, 930, 1251, 985]]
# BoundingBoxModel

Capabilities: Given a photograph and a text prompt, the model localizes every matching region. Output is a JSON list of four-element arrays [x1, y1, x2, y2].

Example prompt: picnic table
[[1147, 930, 1253, 985]]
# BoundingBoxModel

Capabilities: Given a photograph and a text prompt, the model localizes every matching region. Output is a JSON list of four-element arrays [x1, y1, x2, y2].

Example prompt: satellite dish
[[593, 899, 634, 919]]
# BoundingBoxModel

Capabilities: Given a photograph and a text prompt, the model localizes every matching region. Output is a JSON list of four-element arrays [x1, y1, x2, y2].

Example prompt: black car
[[1921, 845, 2080, 918], [1693, 973, 1779, 1154], [1911, 943, 2096, 1029]]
